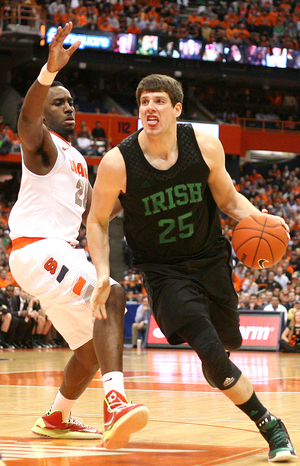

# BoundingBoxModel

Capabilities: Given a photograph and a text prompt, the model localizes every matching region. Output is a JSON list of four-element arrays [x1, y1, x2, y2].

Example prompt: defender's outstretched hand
[[47, 22, 81, 73]]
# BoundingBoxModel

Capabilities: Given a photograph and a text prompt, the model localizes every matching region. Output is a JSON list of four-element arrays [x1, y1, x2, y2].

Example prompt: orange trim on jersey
[[12, 237, 45, 251], [49, 131, 71, 146], [73, 276, 86, 295]]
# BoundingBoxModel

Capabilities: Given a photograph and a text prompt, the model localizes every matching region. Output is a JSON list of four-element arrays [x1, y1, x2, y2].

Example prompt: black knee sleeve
[[178, 322, 242, 391], [205, 358, 242, 390]]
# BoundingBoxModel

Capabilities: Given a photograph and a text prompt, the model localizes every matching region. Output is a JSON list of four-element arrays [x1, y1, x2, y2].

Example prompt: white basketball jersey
[[9, 132, 89, 245]]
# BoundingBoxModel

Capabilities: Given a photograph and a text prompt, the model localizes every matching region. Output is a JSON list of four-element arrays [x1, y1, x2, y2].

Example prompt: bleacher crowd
[[4, 0, 300, 50], [5, 0, 300, 126]]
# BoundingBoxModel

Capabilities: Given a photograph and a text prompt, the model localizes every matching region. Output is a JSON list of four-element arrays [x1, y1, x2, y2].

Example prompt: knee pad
[[205, 358, 242, 391]]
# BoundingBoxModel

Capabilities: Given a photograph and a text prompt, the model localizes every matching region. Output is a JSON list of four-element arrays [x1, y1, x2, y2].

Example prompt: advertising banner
[[146, 312, 283, 351]]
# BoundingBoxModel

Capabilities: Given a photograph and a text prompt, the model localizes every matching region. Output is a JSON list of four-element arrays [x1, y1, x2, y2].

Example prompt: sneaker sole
[[103, 406, 149, 450], [31, 425, 102, 440], [269, 450, 298, 462]]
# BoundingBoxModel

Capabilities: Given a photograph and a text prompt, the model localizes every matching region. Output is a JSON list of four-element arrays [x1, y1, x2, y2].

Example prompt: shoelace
[[268, 423, 289, 447], [108, 399, 132, 412], [68, 416, 94, 429], [69, 416, 84, 426]]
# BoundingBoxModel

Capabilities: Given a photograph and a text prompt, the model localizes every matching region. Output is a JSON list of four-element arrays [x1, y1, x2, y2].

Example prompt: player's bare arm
[[18, 22, 80, 175], [196, 130, 289, 233], [87, 148, 126, 319]]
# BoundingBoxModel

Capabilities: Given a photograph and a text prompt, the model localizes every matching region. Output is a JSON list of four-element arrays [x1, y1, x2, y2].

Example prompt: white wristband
[[37, 63, 58, 86]]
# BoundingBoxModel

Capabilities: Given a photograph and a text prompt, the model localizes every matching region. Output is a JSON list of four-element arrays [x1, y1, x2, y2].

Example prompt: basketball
[[232, 213, 288, 269]]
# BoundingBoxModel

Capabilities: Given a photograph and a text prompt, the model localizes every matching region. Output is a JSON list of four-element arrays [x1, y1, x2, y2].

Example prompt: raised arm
[[87, 148, 126, 319], [18, 22, 80, 174]]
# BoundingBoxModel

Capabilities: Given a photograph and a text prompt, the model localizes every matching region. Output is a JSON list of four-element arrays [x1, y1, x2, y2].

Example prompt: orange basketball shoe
[[31, 410, 102, 439], [103, 390, 149, 449]]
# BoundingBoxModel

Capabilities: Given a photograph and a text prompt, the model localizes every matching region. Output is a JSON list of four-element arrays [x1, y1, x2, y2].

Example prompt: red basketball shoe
[[103, 390, 149, 449], [31, 411, 102, 439]]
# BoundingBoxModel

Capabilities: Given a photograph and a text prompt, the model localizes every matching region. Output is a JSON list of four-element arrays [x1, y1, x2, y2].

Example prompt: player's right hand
[[47, 22, 81, 73], [90, 276, 111, 320]]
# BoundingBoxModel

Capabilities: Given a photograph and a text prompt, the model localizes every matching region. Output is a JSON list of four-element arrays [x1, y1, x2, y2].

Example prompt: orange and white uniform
[[9, 132, 117, 350]]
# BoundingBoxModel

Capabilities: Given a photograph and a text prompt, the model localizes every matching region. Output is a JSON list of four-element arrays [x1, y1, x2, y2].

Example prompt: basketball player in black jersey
[[87, 74, 296, 462]]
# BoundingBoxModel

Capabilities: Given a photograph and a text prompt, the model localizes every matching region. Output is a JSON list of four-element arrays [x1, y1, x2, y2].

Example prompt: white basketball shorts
[[9, 238, 118, 350]]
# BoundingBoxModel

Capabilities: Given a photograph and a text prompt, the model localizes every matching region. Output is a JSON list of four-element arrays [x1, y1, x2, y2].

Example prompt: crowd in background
[[5, 0, 300, 50], [3, 0, 300, 126], [193, 84, 300, 126]]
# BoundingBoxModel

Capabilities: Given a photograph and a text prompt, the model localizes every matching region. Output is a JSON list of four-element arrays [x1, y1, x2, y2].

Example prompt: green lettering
[[142, 196, 152, 216], [151, 191, 168, 214], [178, 212, 194, 238], [187, 183, 202, 203], [174, 184, 189, 205], [165, 187, 176, 210], [159, 219, 176, 243]]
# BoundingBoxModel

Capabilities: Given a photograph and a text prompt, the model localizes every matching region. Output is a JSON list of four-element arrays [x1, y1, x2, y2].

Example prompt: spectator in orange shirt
[[227, 11, 238, 23], [64, 7, 74, 24], [74, 0, 87, 15], [127, 19, 141, 35], [210, 14, 220, 29], [145, 6, 160, 22], [0, 268, 10, 289], [226, 21, 238, 39], [279, 2, 292, 14], [99, 19, 114, 32], [113, 0, 124, 14], [3, 124, 13, 142], [54, 10, 67, 27], [97, 12, 108, 29], [188, 11, 202, 24], [74, 8, 87, 27], [237, 23, 250, 42], [249, 169, 264, 185]]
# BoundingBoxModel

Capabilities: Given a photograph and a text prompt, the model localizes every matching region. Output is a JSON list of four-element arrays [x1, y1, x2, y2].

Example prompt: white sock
[[102, 371, 126, 398], [48, 390, 76, 421]]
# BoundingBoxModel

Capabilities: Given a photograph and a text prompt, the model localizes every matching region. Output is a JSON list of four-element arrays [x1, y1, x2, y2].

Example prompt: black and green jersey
[[118, 123, 222, 266]]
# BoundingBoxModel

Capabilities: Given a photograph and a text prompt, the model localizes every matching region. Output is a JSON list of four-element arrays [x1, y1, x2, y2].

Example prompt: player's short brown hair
[[136, 74, 184, 108]]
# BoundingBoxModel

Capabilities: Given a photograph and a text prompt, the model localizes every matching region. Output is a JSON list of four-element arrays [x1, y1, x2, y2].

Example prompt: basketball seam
[[251, 215, 267, 268], [233, 228, 287, 246]]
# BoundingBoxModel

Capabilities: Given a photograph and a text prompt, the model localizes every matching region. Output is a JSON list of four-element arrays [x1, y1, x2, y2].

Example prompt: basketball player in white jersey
[[8, 22, 149, 448]]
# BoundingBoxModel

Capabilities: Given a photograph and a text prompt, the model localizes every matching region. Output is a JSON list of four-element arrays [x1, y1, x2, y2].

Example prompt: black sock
[[236, 391, 268, 422]]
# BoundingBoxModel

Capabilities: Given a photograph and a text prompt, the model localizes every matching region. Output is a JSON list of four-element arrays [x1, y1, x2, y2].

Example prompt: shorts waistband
[[12, 237, 46, 251]]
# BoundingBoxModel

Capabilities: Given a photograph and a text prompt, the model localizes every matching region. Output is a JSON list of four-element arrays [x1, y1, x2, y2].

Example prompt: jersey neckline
[[50, 130, 71, 146]]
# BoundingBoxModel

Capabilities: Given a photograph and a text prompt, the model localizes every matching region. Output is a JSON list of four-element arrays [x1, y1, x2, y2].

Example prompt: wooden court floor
[[0, 346, 299, 466]]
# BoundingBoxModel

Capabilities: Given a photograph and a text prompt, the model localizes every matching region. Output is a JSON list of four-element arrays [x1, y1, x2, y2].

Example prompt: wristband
[[37, 63, 58, 86]]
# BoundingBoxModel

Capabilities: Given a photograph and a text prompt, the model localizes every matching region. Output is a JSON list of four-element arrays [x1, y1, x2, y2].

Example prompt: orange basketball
[[232, 213, 288, 269]]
